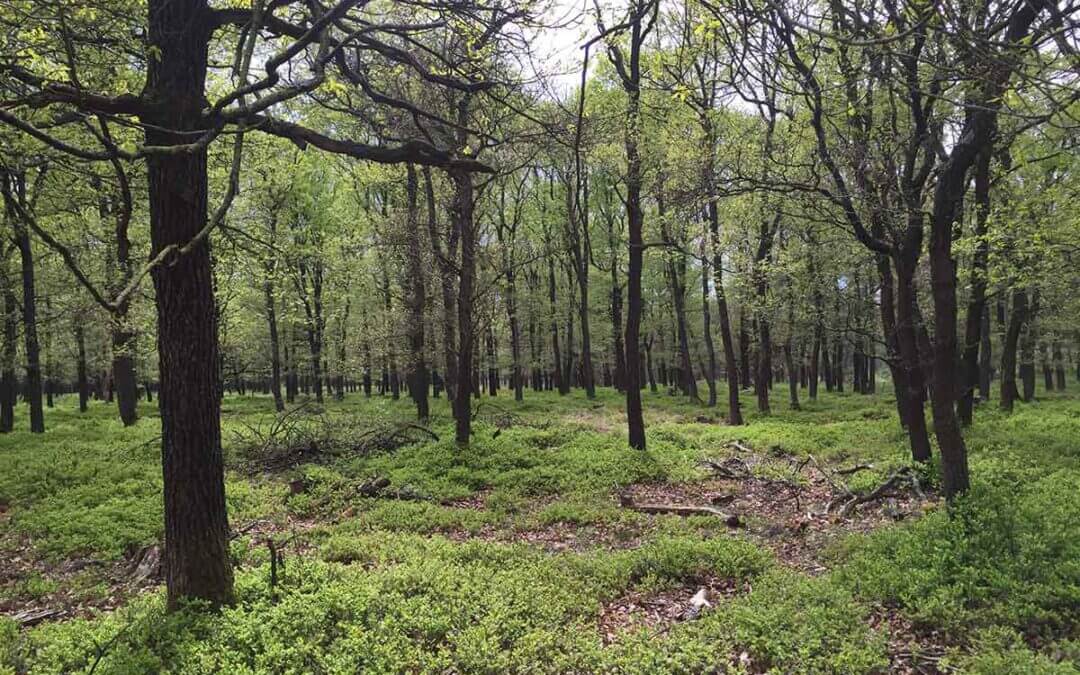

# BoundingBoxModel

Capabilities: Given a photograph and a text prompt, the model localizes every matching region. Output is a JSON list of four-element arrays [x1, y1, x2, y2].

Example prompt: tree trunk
[[334, 297, 349, 401], [784, 338, 800, 410], [1041, 342, 1054, 393], [548, 253, 567, 395], [451, 153, 476, 444], [0, 266, 16, 432], [894, 251, 932, 462], [424, 167, 458, 403], [1000, 288, 1026, 412], [76, 324, 89, 412], [979, 303, 992, 401], [144, 0, 233, 609], [700, 237, 718, 407], [404, 165, 429, 419], [486, 325, 498, 397], [662, 210, 697, 402], [264, 273, 284, 412], [957, 149, 992, 426], [1020, 292, 1038, 403], [1053, 340, 1066, 391], [738, 305, 751, 389], [14, 215, 44, 433]]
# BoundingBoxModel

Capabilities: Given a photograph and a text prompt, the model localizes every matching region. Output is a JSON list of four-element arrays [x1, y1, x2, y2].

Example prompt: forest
[[0, 0, 1078, 671]]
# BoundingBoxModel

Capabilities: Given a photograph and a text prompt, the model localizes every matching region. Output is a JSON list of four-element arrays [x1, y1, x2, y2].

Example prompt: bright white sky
[[520, 0, 596, 98]]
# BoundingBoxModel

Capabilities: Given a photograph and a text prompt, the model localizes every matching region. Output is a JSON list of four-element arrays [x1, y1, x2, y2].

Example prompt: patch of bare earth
[[0, 514, 323, 628], [598, 575, 747, 644], [0, 534, 162, 626], [619, 448, 939, 575]]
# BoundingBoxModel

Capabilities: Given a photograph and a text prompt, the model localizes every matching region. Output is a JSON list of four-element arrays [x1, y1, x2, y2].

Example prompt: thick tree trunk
[[112, 325, 139, 425], [144, 0, 232, 609], [451, 159, 476, 445], [894, 251, 932, 462]]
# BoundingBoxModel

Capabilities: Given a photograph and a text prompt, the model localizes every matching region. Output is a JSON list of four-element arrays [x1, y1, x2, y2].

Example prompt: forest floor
[[1, 385, 1078, 673]]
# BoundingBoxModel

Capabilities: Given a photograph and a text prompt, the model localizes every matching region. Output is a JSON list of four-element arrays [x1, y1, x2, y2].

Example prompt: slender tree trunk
[[548, 254, 567, 395], [486, 324, 498, 397], [404, 165, 429, 419], [1020, 292, 1038, 402], [958, 149, 992, 426], [504, 262, 523, 402], [1053, 340, 1066, 391], [76, 324, 89, 412], [999, 288, 1026, 412], [700, 237, 717, 407], [784, 338, 800, 410], [144, 0, 233, 608], [0, 266, 16, 432], [335, 298, 349, 401], [1042, 342, 1054, 393], [264, 274, 284, 412], [707, 208, 742, 425], [979, 303, 992, 401], [14, 217, 43, 433], [738, 305, 751, 389], [619, 12, 648, 450], [424, 167, 458, 403]]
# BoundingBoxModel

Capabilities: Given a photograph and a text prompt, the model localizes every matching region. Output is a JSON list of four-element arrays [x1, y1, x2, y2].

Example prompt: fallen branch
[[698, 457, 751, 479], [619, 494, 741, 527], [834, 463, 875, 476], [724, 440, 755, 454], [839, 468, 917, 517], [11, 608, 62, 626]]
